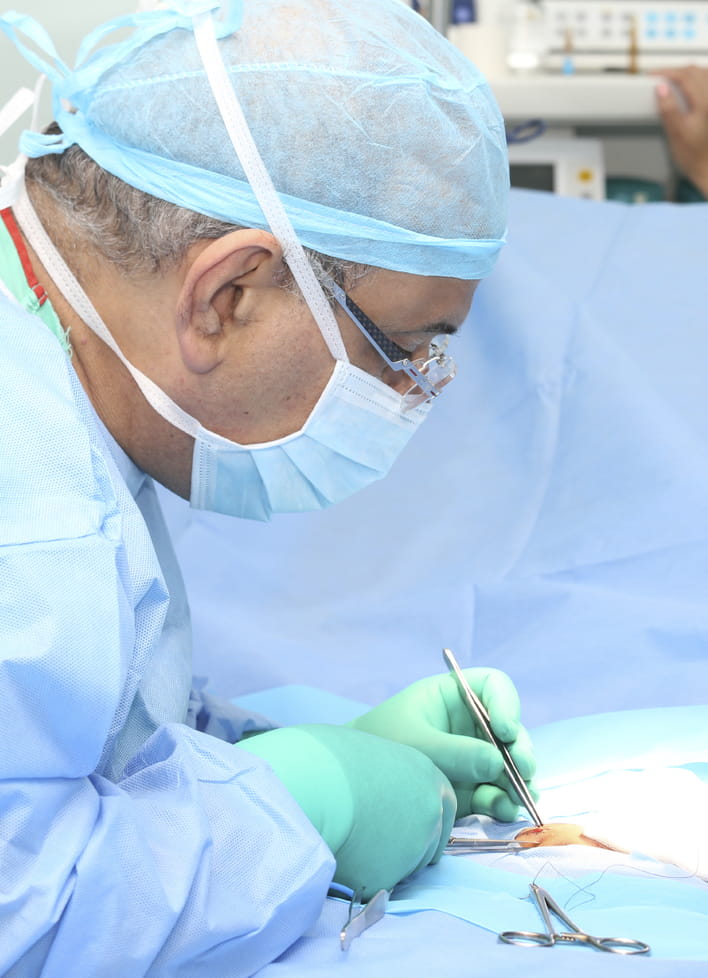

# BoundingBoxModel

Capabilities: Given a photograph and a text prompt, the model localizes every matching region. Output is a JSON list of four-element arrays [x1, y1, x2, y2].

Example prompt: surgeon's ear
[[175, 228, 284, 374]]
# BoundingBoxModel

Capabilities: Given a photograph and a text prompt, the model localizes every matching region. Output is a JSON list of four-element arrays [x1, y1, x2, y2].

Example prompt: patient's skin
[[516, 824, 614, 850]]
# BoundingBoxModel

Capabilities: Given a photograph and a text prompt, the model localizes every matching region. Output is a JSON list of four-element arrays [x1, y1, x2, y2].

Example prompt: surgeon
[[0, 1, 535, 974]]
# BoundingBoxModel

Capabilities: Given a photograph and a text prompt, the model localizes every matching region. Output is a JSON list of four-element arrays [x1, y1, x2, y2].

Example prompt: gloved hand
[[349, 668, 537, 821], [242, 723, 456, 896]]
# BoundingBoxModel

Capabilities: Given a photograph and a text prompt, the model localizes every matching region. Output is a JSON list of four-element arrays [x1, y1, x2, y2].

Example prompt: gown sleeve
[[0, 299, 335, 977]]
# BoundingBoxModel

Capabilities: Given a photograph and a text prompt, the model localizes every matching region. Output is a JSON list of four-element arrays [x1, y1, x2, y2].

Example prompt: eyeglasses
[[325, 277, 457, 413]]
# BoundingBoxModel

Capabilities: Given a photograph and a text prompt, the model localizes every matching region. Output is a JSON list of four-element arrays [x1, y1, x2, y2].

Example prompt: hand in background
[[656, 66, 708, 198]]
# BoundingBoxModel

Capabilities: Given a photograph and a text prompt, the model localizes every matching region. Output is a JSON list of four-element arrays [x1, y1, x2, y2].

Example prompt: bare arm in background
[[656, 66, 708, 198]]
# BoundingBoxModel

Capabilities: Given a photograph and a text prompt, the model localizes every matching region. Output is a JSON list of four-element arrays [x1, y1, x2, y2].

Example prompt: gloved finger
[[434, 675, 478, 738], [426, 779, 458, 867], [506, 725, 537, 781], [455, 775, 539, 821], [453, 783, 509, 819], [413, 727, 504, 785], [330, 745, 458, 895], [484, 768, 540, 816], [439, 729, 536, 815], [438, 669, 521, 742], [466, 783, 524, 822], [453, 783, 479, 819], [463, 668, 522, 743]]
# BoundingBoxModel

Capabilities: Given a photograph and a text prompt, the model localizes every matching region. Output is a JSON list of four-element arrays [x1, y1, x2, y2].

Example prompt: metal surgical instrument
[[442, 648, 543, 828], [445, 837, 537, 854], [328, 885, 390, 951], [499, 883, 651, 955]]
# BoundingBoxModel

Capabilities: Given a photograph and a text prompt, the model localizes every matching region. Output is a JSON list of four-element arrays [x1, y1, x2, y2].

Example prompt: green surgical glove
[[349, 668, 537, 821], [243, 723, 456, 896]]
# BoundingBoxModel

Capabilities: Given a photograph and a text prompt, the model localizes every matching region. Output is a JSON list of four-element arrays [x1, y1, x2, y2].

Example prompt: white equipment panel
[[507, 135, 605, 198], [543, 1, 708, 70], [490, 73, 660, 123]]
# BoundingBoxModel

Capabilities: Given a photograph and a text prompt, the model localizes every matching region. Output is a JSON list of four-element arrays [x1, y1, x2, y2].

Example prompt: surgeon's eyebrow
[[421, 320, 460, 335], [387, 319, 461, 338]]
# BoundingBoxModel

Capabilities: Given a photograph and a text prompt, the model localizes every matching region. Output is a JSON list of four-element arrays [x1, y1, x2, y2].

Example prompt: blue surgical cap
[[2, 0, 509, 278]]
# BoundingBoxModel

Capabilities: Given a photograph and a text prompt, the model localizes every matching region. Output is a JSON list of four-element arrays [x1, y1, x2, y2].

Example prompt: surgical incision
[[516, 824, 614, 850]]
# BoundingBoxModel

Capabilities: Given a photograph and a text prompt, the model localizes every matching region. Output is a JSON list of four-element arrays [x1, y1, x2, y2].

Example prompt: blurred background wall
[[0, 1, 129, 163]]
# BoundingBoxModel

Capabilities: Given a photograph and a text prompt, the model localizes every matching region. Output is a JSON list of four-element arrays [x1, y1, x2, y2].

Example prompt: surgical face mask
[[3, 9, 439, 521], [191, 364, 431, 520]]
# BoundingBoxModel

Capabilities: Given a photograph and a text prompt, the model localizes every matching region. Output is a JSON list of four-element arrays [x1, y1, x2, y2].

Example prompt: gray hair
[[24, 126, 369, 294]]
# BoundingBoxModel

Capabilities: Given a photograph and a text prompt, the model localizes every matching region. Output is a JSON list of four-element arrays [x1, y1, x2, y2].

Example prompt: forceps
[[499, 883, 651, 955], [442, 648, 543, 827]]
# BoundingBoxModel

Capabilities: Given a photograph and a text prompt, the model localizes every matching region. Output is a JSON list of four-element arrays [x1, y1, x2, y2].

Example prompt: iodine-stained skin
[[516, 824, 614, 850]]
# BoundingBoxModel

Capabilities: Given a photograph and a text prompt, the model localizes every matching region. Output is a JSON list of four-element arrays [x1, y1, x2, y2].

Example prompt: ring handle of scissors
[[499, 930, 650, 954], [591, 936, 652, 955], [548, 932, 651, 954], [498, 929, 554, 947]]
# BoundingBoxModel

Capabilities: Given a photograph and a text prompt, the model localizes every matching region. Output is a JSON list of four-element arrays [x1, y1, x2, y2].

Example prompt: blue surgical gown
[[0, 285, 335, 975]]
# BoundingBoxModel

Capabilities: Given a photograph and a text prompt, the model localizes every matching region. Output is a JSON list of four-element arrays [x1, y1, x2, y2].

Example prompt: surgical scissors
[[499, 883, 651, 955]]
